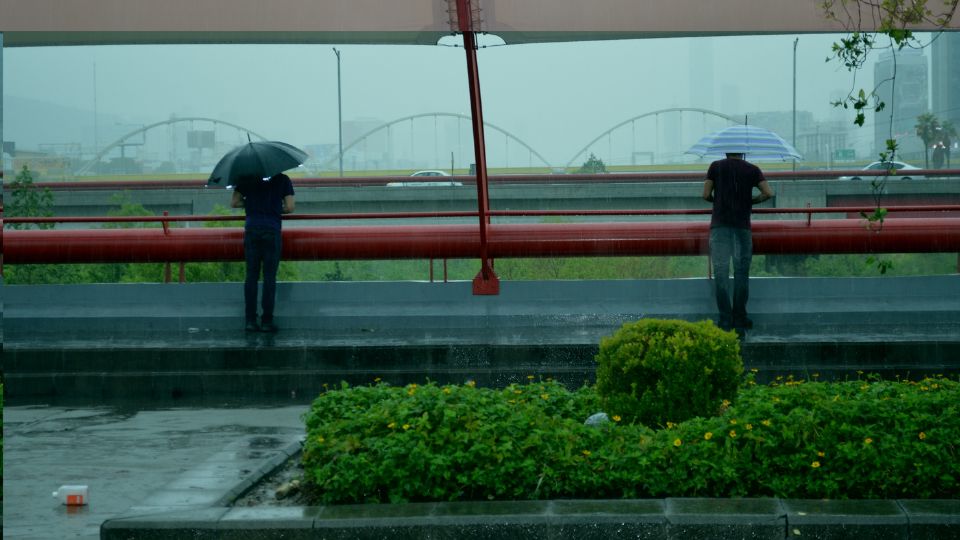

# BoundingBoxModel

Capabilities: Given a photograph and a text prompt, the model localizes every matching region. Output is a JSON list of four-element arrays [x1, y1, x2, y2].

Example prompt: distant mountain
[[3, 95, 137, 153]]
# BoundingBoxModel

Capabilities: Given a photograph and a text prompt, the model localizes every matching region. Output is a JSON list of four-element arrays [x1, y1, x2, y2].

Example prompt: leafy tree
[[915, 112, 941, 168], [4, 165, 54, 230], [940, 119, 957, 167], [578, 153, 607, 174], [822, 0, 956, 273], [823, 0, 957, 161]]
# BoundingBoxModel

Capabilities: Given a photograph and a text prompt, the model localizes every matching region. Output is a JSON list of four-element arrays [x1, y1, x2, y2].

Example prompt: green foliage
[[578, 153, 607, 174], [594, 319, 743, 427], [823, 0, 955, 143], [302, 379, 606, 504], [916, 112, 941, 168], [301, 374, 959, 504], [4, 165, 54, 230]]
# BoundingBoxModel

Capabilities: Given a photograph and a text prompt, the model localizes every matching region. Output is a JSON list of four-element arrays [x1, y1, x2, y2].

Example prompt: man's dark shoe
[[245, 320, 261, 332], [733, 317, 754, 330], [260, 321, 279, 333]]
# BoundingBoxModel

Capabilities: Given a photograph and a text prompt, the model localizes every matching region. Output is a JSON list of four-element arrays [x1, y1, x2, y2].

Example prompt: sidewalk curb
[[101, 447, 960, 540]]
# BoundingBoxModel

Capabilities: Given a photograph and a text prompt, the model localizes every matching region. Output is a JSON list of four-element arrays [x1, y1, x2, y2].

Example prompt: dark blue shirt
[[237, 173, 294, 231], [707, 158, 764, 229]]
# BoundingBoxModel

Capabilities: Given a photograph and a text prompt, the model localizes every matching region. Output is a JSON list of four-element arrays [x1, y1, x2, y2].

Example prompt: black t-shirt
[[237, 173, 295, 231], [707, 158, 764, 229]]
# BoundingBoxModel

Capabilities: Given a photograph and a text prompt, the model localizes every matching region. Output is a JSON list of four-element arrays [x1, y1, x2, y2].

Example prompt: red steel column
[[456, 0, 499, 295]]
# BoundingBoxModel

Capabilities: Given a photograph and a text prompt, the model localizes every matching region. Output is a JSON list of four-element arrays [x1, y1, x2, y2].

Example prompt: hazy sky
[[3, 32, 929, 168]]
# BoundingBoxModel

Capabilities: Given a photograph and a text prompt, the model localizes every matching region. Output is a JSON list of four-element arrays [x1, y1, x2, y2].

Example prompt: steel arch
[[320, 112, 553, 170], [76, 117, 270, 175], [565, 107, 739, 168]]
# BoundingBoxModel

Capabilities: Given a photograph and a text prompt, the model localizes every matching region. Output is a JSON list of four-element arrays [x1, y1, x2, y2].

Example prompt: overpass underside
[[3, 276, 958, 404]]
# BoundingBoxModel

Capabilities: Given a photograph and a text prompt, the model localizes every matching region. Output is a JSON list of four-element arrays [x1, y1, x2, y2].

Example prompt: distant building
[[931, 32, 960, 148], [873, 48, 928, 162]]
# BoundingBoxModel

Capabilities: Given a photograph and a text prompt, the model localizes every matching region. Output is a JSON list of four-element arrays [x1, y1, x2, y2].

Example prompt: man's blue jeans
[[710, 226, 753, 328], [244, 227, 282, 323]]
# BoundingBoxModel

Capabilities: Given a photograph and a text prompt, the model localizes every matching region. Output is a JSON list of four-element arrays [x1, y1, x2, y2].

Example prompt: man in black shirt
[[702, 153, 774, 331], [231, 172, 295, 332]]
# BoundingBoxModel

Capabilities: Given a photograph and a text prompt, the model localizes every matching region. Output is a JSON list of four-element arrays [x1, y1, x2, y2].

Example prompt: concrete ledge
[[7, 277, 960, 402], [99, 436, 960, 540], [101, 498, 960, 540]]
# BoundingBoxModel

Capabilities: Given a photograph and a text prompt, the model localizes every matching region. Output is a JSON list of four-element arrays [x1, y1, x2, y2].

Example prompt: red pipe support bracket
[[5, 219, 960, 265]]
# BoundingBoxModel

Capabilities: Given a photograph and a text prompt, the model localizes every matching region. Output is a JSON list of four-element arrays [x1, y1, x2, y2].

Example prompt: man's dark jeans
[[710, 225, 753, 329], [244, 226, 282, 324]]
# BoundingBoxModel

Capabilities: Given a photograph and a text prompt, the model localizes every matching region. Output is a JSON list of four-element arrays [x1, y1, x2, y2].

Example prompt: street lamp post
[[332, 47, 343, 177], [793, 37, 798, 171]]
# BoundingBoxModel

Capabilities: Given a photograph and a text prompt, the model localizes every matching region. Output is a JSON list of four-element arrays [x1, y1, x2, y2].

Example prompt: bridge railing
[[26, 169, 960, 190], [5, 205, 959, 261]]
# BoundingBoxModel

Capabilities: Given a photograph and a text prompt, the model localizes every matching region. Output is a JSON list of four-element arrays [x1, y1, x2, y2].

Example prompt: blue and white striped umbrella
[[686, 124, 802, 161]]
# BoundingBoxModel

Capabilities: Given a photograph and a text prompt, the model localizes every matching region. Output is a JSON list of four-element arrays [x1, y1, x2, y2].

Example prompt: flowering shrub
[[301, 374, 958, 504], [594, 319, 742, 427]]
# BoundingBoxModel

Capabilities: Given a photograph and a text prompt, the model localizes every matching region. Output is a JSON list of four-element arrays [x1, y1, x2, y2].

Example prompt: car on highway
[[386, 170, 462, 187], [410, 170, 452, 177], [839, 160, 924, 181]]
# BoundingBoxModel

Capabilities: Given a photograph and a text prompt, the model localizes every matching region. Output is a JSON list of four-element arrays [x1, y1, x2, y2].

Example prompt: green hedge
[[595, 319, 742, 427], [302, 375, 959, 504]]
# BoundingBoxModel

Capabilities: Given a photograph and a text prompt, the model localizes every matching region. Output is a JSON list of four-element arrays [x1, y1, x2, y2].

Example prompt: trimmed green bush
[[301, 375, 959, 504], [594, 319, 742, 427]]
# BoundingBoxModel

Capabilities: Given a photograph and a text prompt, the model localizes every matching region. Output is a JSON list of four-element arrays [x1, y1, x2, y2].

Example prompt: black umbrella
[[207, 140, 308, 189]]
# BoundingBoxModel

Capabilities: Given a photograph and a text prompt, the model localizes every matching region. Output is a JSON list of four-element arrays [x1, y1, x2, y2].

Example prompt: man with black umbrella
[[232, 172, 295, 332]]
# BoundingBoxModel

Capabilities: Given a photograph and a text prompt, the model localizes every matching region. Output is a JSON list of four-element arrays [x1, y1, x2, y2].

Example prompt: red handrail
[[26, 169, 960, 191], [5, 205, 960, 225], [5, 218, 960, 265]]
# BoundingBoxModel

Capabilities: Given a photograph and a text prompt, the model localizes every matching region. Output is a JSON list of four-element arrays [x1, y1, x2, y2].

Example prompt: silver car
[[839, 160, 924, 181]]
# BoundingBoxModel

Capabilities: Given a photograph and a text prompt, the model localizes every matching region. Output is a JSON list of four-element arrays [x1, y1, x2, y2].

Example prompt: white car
[[839, 161, 924, 181], [386, 169, 462, 187], [410, 170, 452, 177]]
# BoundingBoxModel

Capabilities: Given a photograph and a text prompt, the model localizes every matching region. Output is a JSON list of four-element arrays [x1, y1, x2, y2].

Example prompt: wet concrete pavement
[[2, 403, 307, 539]]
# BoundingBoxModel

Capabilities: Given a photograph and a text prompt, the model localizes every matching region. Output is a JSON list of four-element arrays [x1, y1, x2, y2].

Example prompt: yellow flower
[[527, 375, 535, 380], [673, 438, 682, 447], [864, 437, 874, 445], [387, 422, 396, 429], [704, 432, 713, 440], [514, 389, 522, 394], [466, 380, 476, 388], [919, 432, 927, 440], [722, 399, 732, 407], [612, 415, 622, 422], [811, 461, 821, 469], [817, 451, 825, 457], [582, 450, 592, 457], [402, 424, 411, 430], [729, 430, 737, 438], [316, 436, 325, 444], [746, 424, 753, 431], [540, 394, 550, 400], [666, 422, 676, 429], [750, 368, 759, 373], [374, 377, 382, 382], [443, 387, 452, 394], [761, 419, 772, 427], [729, 418, 738, 425]]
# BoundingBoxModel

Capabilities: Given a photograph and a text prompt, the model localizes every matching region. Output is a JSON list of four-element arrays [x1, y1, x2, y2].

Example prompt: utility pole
[[332, 48, 343, 177], [793, 37, 798, 171]]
